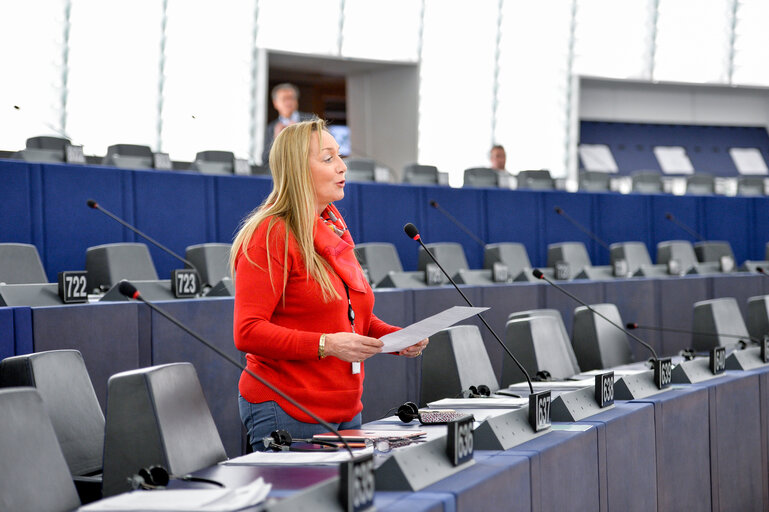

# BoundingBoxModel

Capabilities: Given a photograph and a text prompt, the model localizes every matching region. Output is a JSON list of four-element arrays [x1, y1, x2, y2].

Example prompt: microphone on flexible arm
[[428, 200, 486, 248], [86, 199, 202, 284], [754, 267, 769, 279], [531, 268, 672, 390], [626, 322, 760, 349], [664, 212, 706, 242], [553, 206, 611, 252], [404, 223, 534, 395], [117, 280, 354, 457]]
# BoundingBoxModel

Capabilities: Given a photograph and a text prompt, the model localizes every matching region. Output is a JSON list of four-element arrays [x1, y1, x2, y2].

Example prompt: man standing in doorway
[[262, 83, 314, 165]]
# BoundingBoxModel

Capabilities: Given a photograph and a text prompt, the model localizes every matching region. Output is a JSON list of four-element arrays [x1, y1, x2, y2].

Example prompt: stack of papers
[[78, 477, 271, 511], [427, 397, 527, 409], [223, 446, 374, 466]]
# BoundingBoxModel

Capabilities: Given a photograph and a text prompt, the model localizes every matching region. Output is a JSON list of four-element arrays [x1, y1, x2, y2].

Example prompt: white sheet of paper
[[379, 306, 489, 353], [730, 147, 769, 175], [223, 446, 374, 466], [427, 397, 528, 409], [653, 146, 694, 174], [77, 477, 271, 511]]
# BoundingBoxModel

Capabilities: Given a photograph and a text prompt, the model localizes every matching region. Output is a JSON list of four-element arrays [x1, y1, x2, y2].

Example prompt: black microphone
[[755, 267, 769, 279], [429, 200, 486, 248], [404, 222, 534, 394], [532, 269, 660, 360], [87, 199, 203, 283], [117, 280, 354, 456], [553, 206, 611, 251], [664, 212, 706, 242], [626, 322, 759, 347]]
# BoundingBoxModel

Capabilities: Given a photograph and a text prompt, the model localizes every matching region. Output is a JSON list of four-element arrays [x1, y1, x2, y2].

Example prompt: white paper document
[[379, 306, 489, 353], [223, 446, 374, 466], [78, 477, 271, 511], [427, 397, 528, 409]]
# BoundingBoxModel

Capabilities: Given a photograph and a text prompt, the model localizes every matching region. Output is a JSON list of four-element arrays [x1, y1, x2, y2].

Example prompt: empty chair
[[417, 242, 494, 285], [694, 241, 735, 265], [508, 309, 580, 372], [737, 176, 765, 196], [686, 174, 715, 195], [691, 297, 750, 351], [657, 240, 720, 275], [185, 243, 231, 287], [345, 158, 376, 182], [0, 388, 81, 512], [578, 171, 611, 192], [609, 241, 668, 277], [101, 362, 227, 497], [572, 304, 634, 371], [16, 135, 70, 163], [502, 315, 580, 385], [747, 295, 769, 340], [546, 241, 615, 280], [0, 242, 48, 284], [102, 144, 154, 169], [463, 167, 500, 188], [484, 242, 533, 280], [86, 242, 159, 292], [0, 350, 104, 503], [631, 171, 663, 194], [354, 242, 425, 288], [420, 325, 499, 406], [191, 150, 235, 174], [517, 169, 555, 190], [403, 163, 440, 185]]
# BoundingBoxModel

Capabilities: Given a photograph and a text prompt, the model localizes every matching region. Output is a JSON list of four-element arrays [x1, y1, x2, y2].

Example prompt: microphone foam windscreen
[[117, 280, 138, 298], [404, 223, 419, 239]]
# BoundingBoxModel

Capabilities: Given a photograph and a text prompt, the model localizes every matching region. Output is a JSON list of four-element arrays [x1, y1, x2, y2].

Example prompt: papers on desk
[[223, 446, 374, 466], [427, 397, 527, 409], [379, 306, 488, 352], [77, 477, 271, 511]]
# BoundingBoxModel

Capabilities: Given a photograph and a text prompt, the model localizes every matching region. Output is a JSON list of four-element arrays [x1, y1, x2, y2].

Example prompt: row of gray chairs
[[420, 294, 769, 404], [13, 136, 246, 174], [580, 170, 767, 196], [0, 350, 226, 509]]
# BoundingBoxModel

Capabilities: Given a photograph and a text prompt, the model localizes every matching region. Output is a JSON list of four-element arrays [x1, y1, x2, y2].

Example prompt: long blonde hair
[[229, 118, 340, 301]]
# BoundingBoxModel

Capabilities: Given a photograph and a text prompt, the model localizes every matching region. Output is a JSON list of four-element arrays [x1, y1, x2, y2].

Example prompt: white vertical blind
[[418, 0, 498, 186], [66, 0, 161, 155], [342, 0, 420, 62], [257, 0, 340, 55], [0, 0, 66, 150], [161, 0, 254, 162], [494, 1, 573, 177], [572, 0, 653, 80], [654, 0, 733, 83], [731, 0, 769, 86]]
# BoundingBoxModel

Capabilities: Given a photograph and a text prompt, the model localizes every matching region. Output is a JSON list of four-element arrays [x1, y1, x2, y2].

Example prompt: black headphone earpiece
[[397, 401, 420, 423], [133, 465, 170, 489], [263, 429, 339, 452], [534, 370, 552, 382], [461, 384, 492, 398], [476, 384, 491, 396]]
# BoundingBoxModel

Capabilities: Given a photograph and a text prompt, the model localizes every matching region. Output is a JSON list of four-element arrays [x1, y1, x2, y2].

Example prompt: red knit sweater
[[233, 204, 399, 423]]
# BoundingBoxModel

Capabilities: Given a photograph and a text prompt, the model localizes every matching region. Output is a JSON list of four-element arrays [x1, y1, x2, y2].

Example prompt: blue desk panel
[[376, 491, 451, 512], [212, 175, 273, 243], [579, 403, 657, 512], [0, 160, 37, 245], [701, 196, 754, 264], [603, 279, 659, 361], [648, 195, 702, 251], [709, 274, 765, 319], [631, 386, 711, 512], [30, 302, 147, 409], [542, 280, 606, 339], [0, 308, 14, 360], [541, 191, 600, 265], [485, 189, 544, 266], [595, 194, 654, 265], [692, 372, 764, 512], [147, 297, 241, 458]]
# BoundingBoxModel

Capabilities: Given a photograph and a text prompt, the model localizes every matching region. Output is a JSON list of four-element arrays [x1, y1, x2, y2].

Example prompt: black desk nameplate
[[57, 271, 88, 304], [446, 415, 474, 466], [596, 372, 615, 408], [171, 269, 200, 298], [762, 336, 769, 364], [340, 453, 375, 512], [710, 347, 726, 374], [654, 358, 673, 389], [529, 391, 551, 432]]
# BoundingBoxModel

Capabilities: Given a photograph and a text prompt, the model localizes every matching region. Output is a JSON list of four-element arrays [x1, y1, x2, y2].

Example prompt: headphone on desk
[[461, 384, 491, 398], [262, 429, 340, 452], [130, 465, 224, 490]]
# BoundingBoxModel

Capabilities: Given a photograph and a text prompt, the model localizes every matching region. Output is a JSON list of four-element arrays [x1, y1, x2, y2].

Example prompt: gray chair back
[[86, 242, 159, 291], [463, 167, 499, 188], [737, 176, 765, 196], [0, 388, 81, 512], [609, 242, 652, 274], [631, 171, 663, 194], [502, 315, 580, 385], [418, 243, 469, 281], [517, 170, 555, 190], [0, 243, 48, 284], [578, 171, 611, 192], [403, 164, 439, 185], [686, 174, 715, 195], [420, 325, 498, 406], [0, 350, 104, 477], [102, 363, 227, 497], [185, 243, 231, 286], [484, 242, 532, 277], [355, 242, 404, 286], [657, 240, 698, 270], [693, 241, 734, 263], [572, 304, 634, 370], [692, 297, 749, 351], [547, 242, 592, 274], [345, 158, 376, 182], [17, 136, 70, 163], [103, 144, 154, 169], [508, 308, 580, 372], [191, 150, 235, 174], [747, 295, 769, 340]]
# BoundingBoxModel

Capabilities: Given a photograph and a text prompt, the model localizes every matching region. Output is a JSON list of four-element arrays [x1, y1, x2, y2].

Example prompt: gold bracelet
[[318, 333, 327, 359]]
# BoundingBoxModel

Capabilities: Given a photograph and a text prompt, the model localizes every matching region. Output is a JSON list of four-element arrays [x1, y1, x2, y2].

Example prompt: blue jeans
[[238, 395, 362, 451]]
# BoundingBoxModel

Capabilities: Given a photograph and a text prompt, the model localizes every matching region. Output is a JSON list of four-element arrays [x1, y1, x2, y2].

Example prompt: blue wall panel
[[541, 192, 599, 265], [485, 189, 543, 266], [701, 196, 754, 262], [0, 160, 36, 245], [648, 195, 702, 256], [213, 175, 272, 244], [0, 308, 14, 360], [595, 194, 653, 266]]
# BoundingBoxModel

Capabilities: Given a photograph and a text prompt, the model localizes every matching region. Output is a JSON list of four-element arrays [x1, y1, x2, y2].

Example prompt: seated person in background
[[233, 119, 428, 450], [490, 144, 507, 171], [262, 83, 315, 165]]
